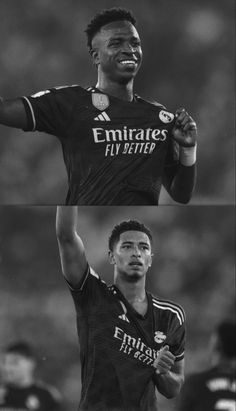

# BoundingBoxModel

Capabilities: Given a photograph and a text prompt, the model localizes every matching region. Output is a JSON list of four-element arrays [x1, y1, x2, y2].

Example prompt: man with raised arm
[[56, 206, 186, 410], [0, 8, 197, 205]]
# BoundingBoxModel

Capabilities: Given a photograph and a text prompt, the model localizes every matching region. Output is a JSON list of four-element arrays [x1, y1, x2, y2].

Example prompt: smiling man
[[56, 206, 186, 410], [0, 7, 197, 204]]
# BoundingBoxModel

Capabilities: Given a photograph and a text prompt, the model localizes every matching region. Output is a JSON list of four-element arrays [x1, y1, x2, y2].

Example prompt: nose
[[132, 246, 141, 257], [122, 42, 136, 54]]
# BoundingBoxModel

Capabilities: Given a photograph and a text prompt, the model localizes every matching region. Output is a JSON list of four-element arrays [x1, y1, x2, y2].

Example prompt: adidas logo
[[94, 111, 111, 121], [118, 314, 130, 323]]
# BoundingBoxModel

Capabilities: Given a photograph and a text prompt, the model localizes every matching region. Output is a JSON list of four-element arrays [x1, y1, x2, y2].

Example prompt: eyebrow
[[121, 241, 150, 247], [108, 35, 140, 42]]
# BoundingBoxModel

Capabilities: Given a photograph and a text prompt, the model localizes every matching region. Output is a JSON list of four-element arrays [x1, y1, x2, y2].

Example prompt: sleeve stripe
[[64, 265, 89, 291], [78, 265, 90, 290], [66, 265, 105, 292], [175, 351, 185, 359], [153, 302, 184, 326], [152, 297, 185, 324], [90, 267, 99, 279], [22, 96, 36, 131]]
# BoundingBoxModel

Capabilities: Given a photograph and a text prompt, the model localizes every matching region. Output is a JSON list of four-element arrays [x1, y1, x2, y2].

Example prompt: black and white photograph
[[0, 205, 235, 410], [0, 0, 234, 205], [0, 0, 235, 410]]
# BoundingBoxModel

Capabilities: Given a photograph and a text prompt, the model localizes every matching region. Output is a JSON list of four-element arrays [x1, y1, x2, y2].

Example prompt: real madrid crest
[[92, 93, 110, 111], [154, 331, 167, 344], [159, 110, 175, 124]]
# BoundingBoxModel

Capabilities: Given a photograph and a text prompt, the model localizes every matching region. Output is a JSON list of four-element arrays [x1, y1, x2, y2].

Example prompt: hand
[[172, 108, 197, 147], [153, 345, 176, 375]]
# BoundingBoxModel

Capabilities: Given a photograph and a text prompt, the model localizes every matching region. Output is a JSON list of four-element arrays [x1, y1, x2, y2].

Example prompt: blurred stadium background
[[0, 0, 234, 204], [0, 205, 234, 410]]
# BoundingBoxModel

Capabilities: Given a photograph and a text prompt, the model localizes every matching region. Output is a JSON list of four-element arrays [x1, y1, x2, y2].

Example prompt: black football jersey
[[0, 382, 61, 411], [177, 365, 236, 411], [67, 265, 186, 411], [22, 85, 178, 205]]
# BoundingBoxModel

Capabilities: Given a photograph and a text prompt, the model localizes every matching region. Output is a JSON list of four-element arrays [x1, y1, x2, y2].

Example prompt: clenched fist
[[172, 108, 197, 147], [153, 345, 176, 375]]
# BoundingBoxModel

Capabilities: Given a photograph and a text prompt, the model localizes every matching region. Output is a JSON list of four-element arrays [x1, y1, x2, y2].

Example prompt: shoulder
[[151, 294, 186, 326], [136, 95, 175, 121], [136, 95, 172, 110], [49, 84, 86, 97], [67, 265, 109, 299], [82, 265, 108, 291], [29, 84, 89, 101], [135, 95, 165, 108]]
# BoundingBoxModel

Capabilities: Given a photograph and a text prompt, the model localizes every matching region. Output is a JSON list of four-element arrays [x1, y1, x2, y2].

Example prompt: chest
[[87, 297, 173, 371], [66, 98, 171, 161], [130, 300, 148, 316]]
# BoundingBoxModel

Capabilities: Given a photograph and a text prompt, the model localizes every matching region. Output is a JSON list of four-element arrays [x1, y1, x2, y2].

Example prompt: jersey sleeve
[[168, 305, 186, 361], [21, 85, 79, 138], [164, 138, 180, 167], [65, 264, 107, 314]]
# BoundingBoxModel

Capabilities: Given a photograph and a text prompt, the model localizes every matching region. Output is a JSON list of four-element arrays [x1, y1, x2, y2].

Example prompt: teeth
[[120, 60, 136, 65]]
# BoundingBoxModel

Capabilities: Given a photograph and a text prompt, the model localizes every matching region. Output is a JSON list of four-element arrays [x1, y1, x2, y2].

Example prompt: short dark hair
[[85, 7, 137, 50], [5, 342, 35, 360], [217, 321, 236, 358], [108, 220, 153, 251]]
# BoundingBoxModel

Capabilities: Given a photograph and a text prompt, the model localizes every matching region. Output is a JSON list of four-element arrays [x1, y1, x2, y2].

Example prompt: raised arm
[[56, 206, 88, 287], [0, 97, 28, 129], [163, 108, 197, 204]]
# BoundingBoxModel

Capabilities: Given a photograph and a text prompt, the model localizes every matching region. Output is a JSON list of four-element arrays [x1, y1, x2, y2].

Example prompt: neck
[[96, 74, 134, 102], [114, 273, 146, 303]]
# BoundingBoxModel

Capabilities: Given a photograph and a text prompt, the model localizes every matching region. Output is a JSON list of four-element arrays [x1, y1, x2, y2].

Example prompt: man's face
[[2, 353, 35, 385], [91, 20, 143, 83], [109, 230, 152, 281]]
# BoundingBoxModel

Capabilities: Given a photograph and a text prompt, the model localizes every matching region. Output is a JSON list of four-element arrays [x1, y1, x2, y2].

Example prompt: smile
[[119, 60, 137, 66]]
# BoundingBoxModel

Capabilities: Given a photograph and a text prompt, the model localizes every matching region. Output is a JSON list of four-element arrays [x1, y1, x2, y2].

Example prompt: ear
[[148, 253, 154, 267], [90, 48, 100, 67], [108, 250, 116, 265]]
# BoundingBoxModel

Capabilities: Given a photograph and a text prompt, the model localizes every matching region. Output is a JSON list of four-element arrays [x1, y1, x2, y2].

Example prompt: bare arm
[[153, 346, 185, 398], [56, 206, 88, 287], [163, 108, 197, 204], [0, 97, 28, 129]]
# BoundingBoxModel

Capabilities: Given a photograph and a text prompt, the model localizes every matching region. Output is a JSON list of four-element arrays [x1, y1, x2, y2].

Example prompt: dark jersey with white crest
[[22, 85, 178, 205], [66, 265, 186, 411]]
